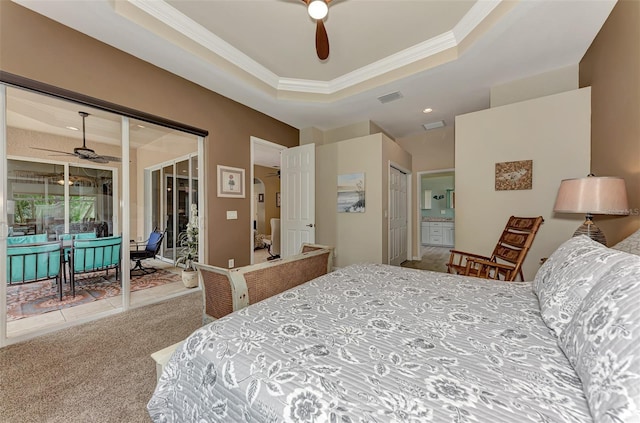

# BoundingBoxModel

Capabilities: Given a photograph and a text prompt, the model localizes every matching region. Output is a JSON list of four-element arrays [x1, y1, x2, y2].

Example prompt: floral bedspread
[[148, 264, 591, 422]]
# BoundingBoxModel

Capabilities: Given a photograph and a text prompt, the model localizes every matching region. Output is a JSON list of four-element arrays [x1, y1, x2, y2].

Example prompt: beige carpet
[[401, 246, 451, 273], [0, 291, 202, 423]]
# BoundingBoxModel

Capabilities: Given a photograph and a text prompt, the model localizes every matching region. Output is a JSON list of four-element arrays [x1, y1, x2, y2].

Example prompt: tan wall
[[0, 2, 299, 267], [455, 88, 591, 280], [490, 65, 579, 108], [316, 133, 411, 267], [579, 0, 640, 243], [253, 165, 280, 236], [316, 135, 382, 267], [396, 126, 455, 257]]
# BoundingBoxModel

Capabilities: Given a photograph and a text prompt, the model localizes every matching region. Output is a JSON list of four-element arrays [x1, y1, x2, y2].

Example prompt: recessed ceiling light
[[137, 124, 146, 128], [66, 126, 79, 131], [422, 108, 433, 114]]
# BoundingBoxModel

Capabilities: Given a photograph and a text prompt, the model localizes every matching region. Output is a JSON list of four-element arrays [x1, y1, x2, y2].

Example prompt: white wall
[[455, 88, 591, 279]]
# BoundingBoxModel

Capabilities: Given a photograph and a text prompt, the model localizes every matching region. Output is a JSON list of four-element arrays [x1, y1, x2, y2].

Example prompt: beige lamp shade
[[554, 176, 629, 215]]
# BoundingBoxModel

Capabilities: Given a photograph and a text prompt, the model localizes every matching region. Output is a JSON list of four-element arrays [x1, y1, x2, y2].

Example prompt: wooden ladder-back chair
[[447, 216, 544, 281]]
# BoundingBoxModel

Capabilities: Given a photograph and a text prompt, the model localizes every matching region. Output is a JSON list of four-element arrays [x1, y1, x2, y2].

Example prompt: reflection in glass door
[[147, 155, 198, 264], [163, 164, 174, 261]]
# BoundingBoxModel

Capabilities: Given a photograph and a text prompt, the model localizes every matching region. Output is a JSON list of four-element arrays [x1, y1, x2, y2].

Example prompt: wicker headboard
[[195, 244, 334, 323]]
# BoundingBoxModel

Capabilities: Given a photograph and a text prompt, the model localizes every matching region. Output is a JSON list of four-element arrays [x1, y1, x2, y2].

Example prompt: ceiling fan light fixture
[[308, 0, 328, 20]]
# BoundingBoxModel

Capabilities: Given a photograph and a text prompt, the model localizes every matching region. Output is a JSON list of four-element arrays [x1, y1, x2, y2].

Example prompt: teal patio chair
[[59, 232, 97, 283], [7, 241, 64, 300], [69, 235, 122, 297], [7, 233, 48, 245]]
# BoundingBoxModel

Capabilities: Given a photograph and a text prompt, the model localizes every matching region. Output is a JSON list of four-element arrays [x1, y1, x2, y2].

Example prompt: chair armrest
[[448, 249, 492, 261], [447, 250, 492, 270], [465, 258, 516, 280]]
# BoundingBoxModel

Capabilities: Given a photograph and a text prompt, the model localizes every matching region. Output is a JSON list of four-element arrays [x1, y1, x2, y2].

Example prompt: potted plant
[[176, 204, 199, 288]]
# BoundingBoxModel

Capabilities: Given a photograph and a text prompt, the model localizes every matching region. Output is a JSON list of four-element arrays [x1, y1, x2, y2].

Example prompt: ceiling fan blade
[[84, 156, 109, 164], [316, 19, 329, 60], [31, 147, 77, 156], [97, 155, 122, 163]]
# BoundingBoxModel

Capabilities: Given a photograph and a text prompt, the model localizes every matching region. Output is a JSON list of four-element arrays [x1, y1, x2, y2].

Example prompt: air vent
[[422, 120, 446, 131], [377, 91, 403, 104]]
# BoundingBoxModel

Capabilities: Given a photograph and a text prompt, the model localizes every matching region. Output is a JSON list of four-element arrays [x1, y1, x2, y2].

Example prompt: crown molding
[[126, 0, 503, 97], [126, 0, 280, 87]]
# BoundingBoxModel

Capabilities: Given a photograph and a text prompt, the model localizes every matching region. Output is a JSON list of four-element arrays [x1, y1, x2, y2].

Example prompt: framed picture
[[337, 173, 365, 213], [276, 192, 281, 207], [217, 165, 245, 198], [495, 160, 533, 191], [258, 193, 264, 203]]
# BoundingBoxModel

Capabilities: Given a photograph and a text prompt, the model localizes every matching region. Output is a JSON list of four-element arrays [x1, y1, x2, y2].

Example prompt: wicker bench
[[195, 244, 334, 324]]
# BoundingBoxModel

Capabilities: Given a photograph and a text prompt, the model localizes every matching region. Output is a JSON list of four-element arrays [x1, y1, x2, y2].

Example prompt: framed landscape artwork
[[217, 165, 245, 198], [337, 173, 365, 213]]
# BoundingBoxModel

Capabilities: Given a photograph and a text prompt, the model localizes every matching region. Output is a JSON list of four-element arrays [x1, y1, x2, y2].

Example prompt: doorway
[[250, 137, 286, 264], [415, 169, 455, 264], [0, 84, 204, 346], [146, 154, 198, 264], [389, 164, 411, 266]]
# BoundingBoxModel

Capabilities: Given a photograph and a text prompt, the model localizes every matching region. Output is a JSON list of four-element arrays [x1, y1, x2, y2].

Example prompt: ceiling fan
[[302, 0, 332, 60], [266, 169, 281, 178], [32, 111, 121, 164]]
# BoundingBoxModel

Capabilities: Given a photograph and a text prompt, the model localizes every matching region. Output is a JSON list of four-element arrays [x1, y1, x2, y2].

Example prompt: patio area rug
[[6, 269, 182, 321]]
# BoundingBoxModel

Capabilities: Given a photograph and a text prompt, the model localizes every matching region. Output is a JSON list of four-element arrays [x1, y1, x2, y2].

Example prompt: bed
[[148, 235, 640, 422]]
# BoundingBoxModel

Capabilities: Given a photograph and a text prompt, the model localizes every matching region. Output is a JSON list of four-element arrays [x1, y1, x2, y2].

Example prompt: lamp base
[[573, 216, 606, 245]]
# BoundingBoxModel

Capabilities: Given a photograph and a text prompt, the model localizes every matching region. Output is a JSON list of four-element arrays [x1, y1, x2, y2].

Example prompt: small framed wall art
[[495, 160, 533, 191], [217, 165, 245, 198], [337, 172, 365, 213]]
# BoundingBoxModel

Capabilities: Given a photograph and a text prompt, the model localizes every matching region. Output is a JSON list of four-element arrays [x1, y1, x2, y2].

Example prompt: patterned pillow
[[533, 235, 629, 337], [558, 252, 640, 422], [611, 228, 640, 256]]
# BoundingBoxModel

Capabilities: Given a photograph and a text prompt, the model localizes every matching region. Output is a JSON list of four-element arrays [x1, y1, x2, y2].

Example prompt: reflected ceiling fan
[[32, 111, 121, 164], [302, 0, 332, 60], [266, 169, 281, 179]]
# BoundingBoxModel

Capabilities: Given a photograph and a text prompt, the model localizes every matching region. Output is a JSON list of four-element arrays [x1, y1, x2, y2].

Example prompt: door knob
[[306, 223, 315, 228]]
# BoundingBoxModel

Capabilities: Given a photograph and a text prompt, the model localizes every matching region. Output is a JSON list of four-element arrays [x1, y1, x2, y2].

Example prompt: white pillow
[[533, 235, 629, 337], [611, 228, 640, 256], [559, 252, 640, 422]]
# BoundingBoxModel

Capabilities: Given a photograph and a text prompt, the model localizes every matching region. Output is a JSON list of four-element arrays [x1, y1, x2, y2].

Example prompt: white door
[[281, 144, 315, 257], [389, 166, 408, 266]]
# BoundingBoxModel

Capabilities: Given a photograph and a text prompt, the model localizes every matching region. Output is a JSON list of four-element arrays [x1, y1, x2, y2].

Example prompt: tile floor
[[6, 262, 196, 340], [401, 246, 452, 273]]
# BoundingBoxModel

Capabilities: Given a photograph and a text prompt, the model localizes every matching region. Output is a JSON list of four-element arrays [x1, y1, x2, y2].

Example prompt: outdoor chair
[[70, 235, 122, 297], [130, 229, 164, 276], [59, 232, 97, 283], [447, 216, 544, 281], [7, 241, 64, 299]]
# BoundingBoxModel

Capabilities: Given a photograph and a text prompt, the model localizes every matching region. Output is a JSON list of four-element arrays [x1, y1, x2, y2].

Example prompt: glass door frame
[[0, 82, 205, 347], [145, 152, 199, 265]]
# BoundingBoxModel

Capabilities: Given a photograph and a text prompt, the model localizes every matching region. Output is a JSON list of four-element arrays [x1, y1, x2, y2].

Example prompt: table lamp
[[553, 175, 629, 245]]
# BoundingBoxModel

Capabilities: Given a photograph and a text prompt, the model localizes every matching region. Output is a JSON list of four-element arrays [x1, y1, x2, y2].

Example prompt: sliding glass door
[[148, 155, 198, 264], [1, 84, 203, 347]]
